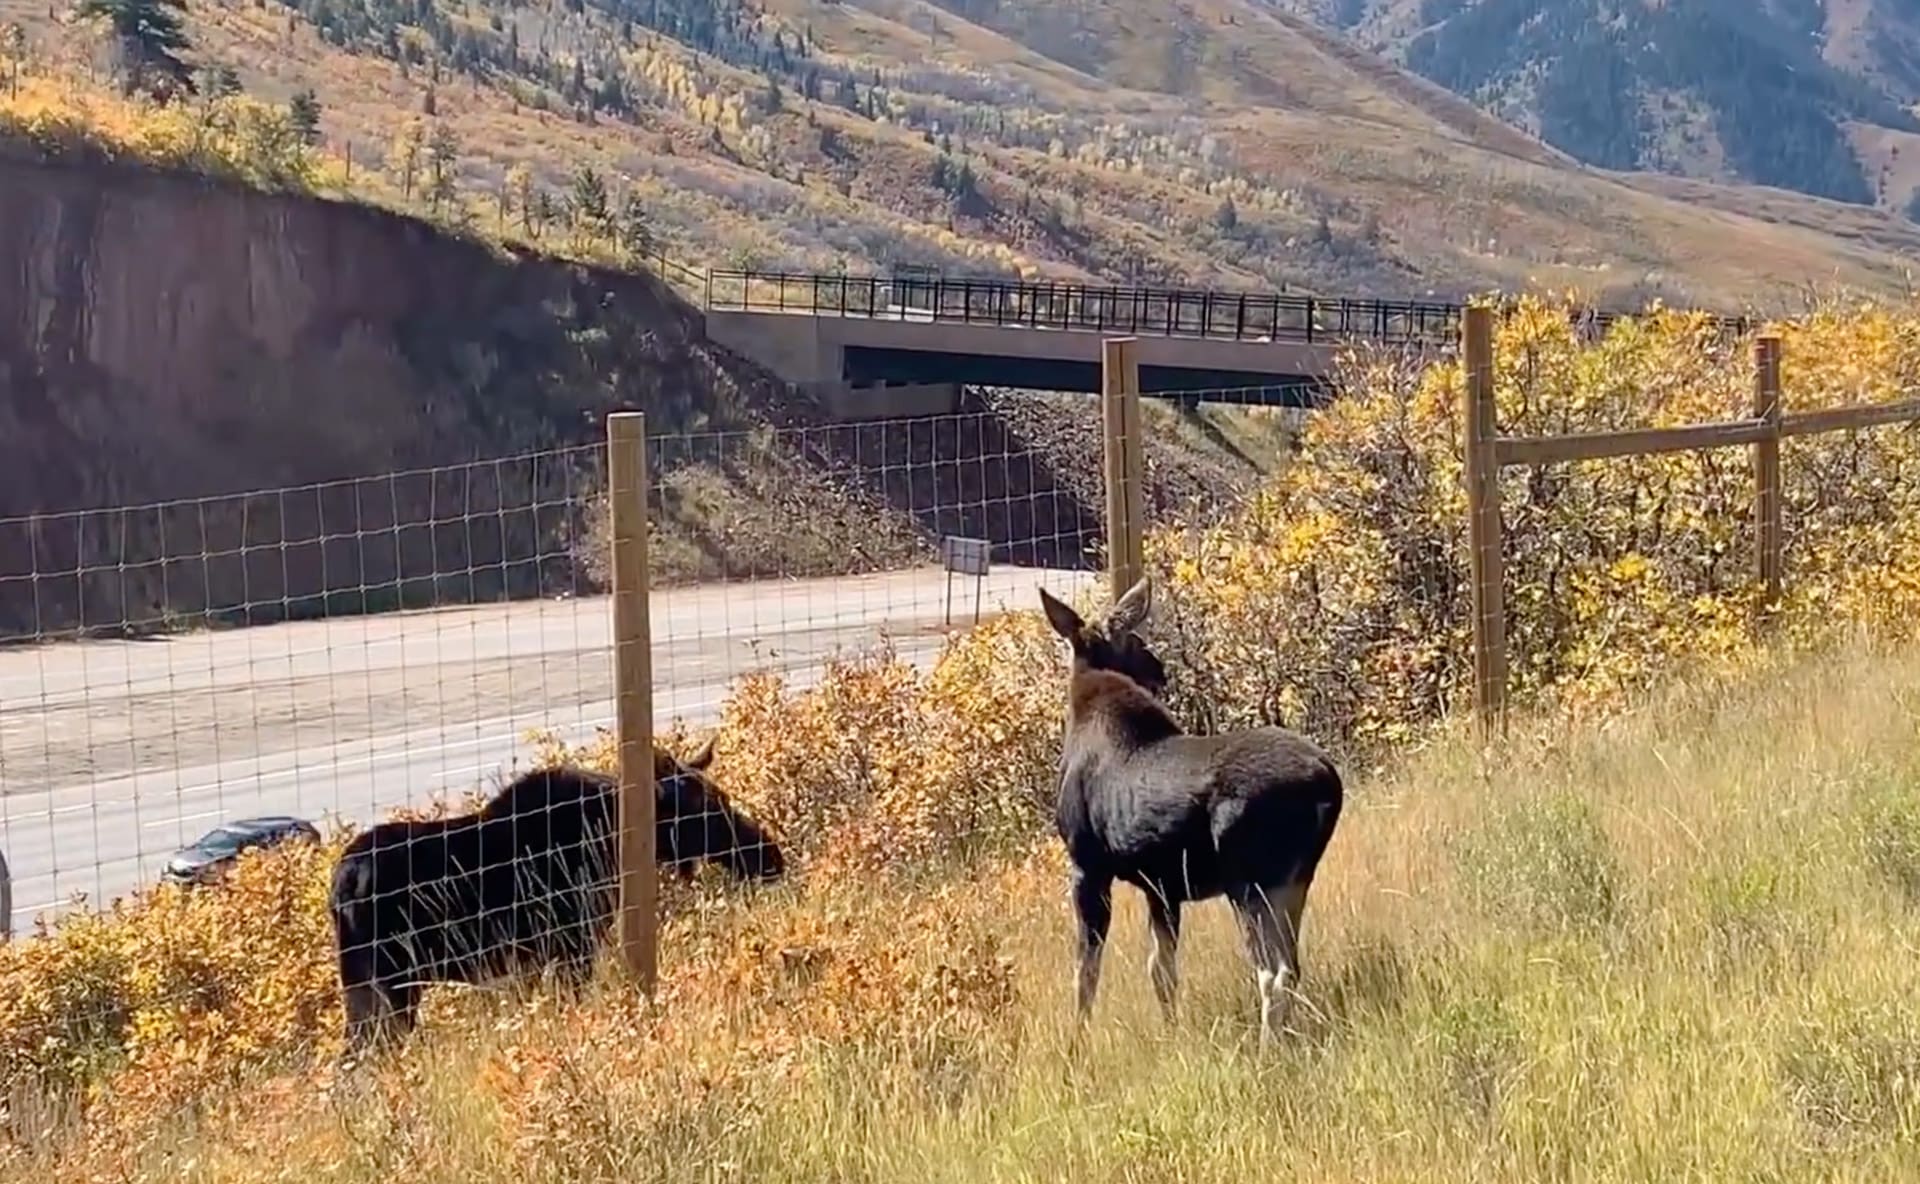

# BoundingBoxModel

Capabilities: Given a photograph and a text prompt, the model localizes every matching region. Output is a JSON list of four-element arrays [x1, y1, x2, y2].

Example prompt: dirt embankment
[[0, 154, 926, 635]]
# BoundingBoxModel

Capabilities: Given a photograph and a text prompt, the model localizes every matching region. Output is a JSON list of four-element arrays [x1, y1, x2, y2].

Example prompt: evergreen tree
[[288, 88, 322, 146], [201, 63, 241, 98], [387, 118, 425, 199], [425, 121, 460, 212], [569, 164, 610, 236], [75, 0, 194, 99], [505, 162, 534, 233], [533, 189, 558, 239], [618, 190, 651, 259]]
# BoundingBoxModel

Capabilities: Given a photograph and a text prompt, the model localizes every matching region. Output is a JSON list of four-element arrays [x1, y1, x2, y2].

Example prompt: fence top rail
[[1779, 395, 1920, 438], [1495, 418, 1776, 467], [1492, 394, 1920, 469]]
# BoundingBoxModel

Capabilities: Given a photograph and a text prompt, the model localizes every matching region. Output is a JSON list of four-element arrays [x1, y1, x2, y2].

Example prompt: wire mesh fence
[[10, 329, 1910, 970], [0, 444, 608, 938], [0, 407, 1104, 947]]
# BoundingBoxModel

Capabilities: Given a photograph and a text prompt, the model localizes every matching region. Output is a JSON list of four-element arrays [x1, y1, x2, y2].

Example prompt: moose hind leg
[[1144, 887, 1182, 1025], [1233, 879, 1310, 1047], [341, 981, 386, 1053], [343, 977, 420, 1056], [1070, 870, 1114, 1023]]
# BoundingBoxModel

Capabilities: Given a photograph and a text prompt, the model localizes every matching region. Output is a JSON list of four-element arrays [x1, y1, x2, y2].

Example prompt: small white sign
[[941, 535, 992, 577], [941, 536, 992, 626]]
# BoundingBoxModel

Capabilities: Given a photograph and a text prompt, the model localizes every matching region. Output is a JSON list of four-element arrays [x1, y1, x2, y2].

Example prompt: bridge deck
[[688, 264, 1754, 413]]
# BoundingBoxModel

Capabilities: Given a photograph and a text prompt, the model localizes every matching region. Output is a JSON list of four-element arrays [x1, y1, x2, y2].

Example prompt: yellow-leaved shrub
[[0, 835, 346, 1133], [1149, 295, 1920, 750], [530, 611, 1066, 876], [1, 73, 331, 192]]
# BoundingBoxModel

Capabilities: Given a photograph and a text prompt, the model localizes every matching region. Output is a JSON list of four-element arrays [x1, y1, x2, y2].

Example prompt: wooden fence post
[[607, 411, 658, 994], [1753, 334, 1785, 619], [1463, 305, 1507, 736], [1102, 336, 1146, 601]]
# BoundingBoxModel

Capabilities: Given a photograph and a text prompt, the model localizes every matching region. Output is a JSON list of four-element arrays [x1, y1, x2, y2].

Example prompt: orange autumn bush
[[528, 609, 1067, 876], [0, 833, 346, 1134]]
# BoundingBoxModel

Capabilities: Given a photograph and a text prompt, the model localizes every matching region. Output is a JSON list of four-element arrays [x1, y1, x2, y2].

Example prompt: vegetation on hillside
[[11, 0, 1920, 307], [1279, 0, 1920, 212], [7, 293, 1920, 1177]]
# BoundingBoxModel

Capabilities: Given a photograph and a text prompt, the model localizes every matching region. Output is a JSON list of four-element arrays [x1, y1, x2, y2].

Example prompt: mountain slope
[[1274, 0, 1920, 210], [8, 0, 1920, 308]]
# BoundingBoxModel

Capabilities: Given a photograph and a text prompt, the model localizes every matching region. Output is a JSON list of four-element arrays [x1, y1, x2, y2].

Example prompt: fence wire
[[0, 444, 606, 935], [0, 407, 1101, 957]]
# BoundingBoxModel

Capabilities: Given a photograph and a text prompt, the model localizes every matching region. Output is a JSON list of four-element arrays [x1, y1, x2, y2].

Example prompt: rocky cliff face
[[0, 151, 826, 635], [0, 152, 787, 517]]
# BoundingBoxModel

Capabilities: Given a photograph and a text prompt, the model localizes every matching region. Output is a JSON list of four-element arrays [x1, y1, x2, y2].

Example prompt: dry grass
[[12, 635, 1920, 1182]]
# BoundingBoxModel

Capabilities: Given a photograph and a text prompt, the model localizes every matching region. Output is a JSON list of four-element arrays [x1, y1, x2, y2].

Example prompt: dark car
[[161, 815, 322, 886]]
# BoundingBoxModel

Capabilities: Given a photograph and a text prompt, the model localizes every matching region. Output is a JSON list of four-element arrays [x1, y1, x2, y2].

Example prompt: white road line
[[143, 808, 224, 831]]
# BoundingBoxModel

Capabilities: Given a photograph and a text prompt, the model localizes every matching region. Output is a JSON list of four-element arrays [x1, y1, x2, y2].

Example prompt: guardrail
[[702, 268, 1466, 345], [644, 254, 1753, 346]]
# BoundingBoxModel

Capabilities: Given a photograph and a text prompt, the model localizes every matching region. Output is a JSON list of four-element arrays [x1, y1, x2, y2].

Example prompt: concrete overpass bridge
[[688, 267, 1752, 419]]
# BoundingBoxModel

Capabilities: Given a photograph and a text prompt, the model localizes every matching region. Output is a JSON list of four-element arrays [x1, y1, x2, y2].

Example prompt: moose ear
[[1036, 585, 1085, 642], [652, 747, 680, 782], [1106, 576, 1152, 636], [684, 734, 716, 771]]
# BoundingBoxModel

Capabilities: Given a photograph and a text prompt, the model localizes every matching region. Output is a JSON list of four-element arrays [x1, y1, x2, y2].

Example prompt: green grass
[[19, 636, 1920, 1182]]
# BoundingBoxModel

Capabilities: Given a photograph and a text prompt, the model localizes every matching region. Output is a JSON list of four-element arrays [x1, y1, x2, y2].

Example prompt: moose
[[1037, 577, 1344, 1046], [328, 739, 784, 1051]]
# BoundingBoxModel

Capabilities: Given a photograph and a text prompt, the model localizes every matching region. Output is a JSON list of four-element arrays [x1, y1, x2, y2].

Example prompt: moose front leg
[[1070, 868, 1113, 1023], [1144, 886, 1182, 1025]]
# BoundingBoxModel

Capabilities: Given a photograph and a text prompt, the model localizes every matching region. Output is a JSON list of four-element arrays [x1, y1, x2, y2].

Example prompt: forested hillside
[[1275, 0, 1920, 213], [10, 0, 1920, 308]]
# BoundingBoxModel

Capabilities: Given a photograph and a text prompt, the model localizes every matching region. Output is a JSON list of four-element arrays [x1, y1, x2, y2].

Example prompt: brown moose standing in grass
[[1037, 577, 1344, 1046]]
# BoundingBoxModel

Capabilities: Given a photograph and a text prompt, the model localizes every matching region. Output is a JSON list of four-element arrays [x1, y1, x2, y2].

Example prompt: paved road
[[0, 563, 1093, 935]]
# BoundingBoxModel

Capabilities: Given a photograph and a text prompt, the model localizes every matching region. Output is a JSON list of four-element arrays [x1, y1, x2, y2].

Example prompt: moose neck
[[1067, 668, 1183, 750]]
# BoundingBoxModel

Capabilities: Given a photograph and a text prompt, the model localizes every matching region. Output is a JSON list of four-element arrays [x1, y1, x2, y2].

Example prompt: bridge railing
[[694, 266, 1755, 348], [704, 269, 1467, 345]]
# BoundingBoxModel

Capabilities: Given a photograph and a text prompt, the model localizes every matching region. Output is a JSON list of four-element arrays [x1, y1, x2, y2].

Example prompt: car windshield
[[185, 825, 270, 858]]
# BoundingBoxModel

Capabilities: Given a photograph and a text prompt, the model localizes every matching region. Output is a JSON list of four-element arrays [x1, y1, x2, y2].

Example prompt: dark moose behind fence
[[329, 742, 783, 1052]]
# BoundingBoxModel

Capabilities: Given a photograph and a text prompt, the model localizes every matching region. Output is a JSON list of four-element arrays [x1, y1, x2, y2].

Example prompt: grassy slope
[[37, 637, 1920, 1181], [11, 0, 1920, 308]]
